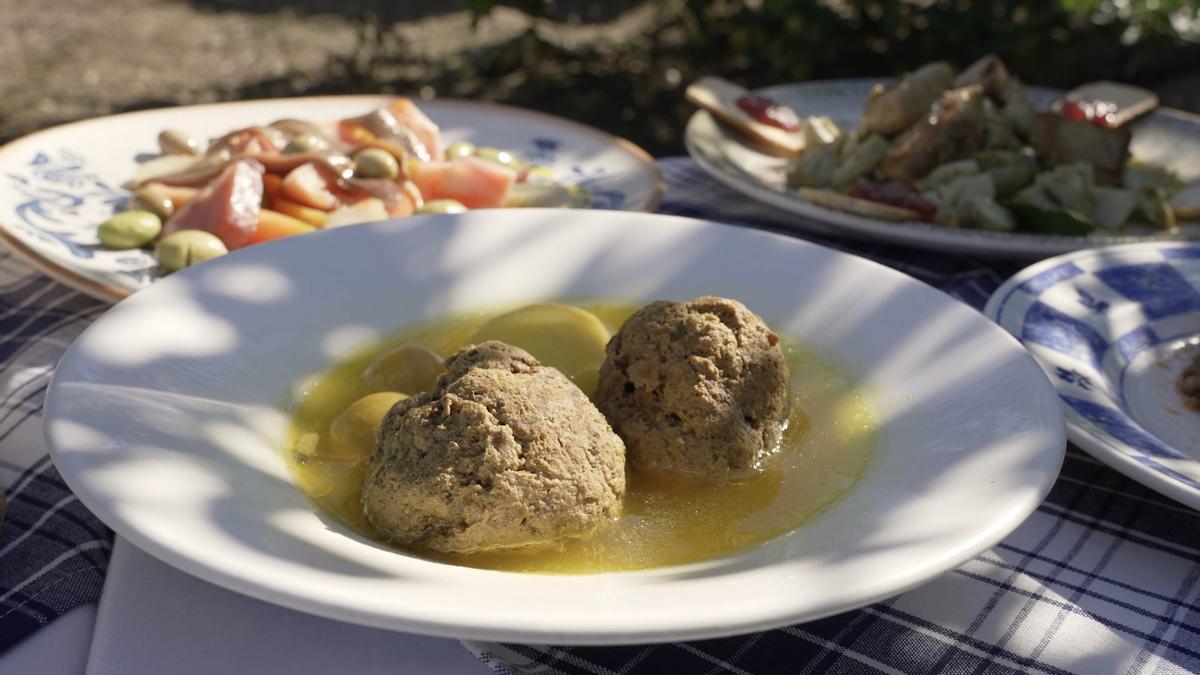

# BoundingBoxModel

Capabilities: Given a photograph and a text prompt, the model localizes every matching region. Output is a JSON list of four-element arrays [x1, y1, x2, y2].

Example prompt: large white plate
[[44, 209, 1065, 644], [985, 241, 1200, 510], [0, 96, 662, 303], [685, 79, 1200, 258]]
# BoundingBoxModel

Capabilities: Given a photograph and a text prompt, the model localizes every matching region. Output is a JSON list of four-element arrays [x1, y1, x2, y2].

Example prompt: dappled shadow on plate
[[47, 208, 1064, 634]]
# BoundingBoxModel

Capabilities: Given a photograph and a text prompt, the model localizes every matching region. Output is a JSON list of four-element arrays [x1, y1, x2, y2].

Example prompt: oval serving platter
[[686, 79, 1200, 258], [0, 96, 664, 303]]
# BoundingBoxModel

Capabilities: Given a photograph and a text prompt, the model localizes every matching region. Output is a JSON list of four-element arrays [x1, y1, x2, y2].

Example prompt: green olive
[[98, 210, 162, 250], [474, 146, 526, 172], [130, 184, 176, 221], [283, 133, 327, 155], [327, 391, 407, 462], [470, 304, 610, 395], [154, 230, 228, 272], [353, 148, 401, 179], [524, 165, 555, 181], [362, 345, 445, 395], [158, 129, 201, 156], [444, 140, 476, 159], [416, 199, 468, 215]]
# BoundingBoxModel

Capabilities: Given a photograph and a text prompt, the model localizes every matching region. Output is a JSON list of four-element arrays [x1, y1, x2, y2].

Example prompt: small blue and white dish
[[986, 242, 1200, 509]]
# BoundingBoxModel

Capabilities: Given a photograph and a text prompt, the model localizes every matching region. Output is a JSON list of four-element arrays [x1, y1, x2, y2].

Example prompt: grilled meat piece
[[879, 85, 987, 182]]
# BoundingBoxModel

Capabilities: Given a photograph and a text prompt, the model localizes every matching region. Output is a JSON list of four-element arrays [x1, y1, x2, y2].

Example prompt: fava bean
[[362, 345, 445, 395], [444, 141, 476, 159], [475, 146, 526, 171], [155, 230, 228, 272], [353, 148, 400, 179], [98, 210, 162, 250], [327, 391, 408, 461], [158, 129, 201, 156], [416, 199, 467, 214], [130, 184, 176, 221], [284, 133, 327, 155]]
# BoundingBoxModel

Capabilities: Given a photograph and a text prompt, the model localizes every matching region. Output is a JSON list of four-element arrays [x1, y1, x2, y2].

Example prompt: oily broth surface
[[286, 302, 875, 573]]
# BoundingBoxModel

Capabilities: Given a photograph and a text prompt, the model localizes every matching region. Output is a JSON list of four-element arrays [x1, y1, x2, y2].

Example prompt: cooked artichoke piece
[[1123, 161, 1179, 192], [1090, 187, 1138, 230], [1014, 164, 1096, 215], [916, 159, 980, 191], [860, 62, 956, 137], [1136, 188, 1178, 230], [931, 172, 996, 205], [958, 194, 1017, 231], [802, 116, 843, 148], [926, 173, 995, 226], [831, 134, 889, 188], [975, 150, 1038, 198], [788, 142, 839, 189], [954, 55, 1011, 100], [982, 101, 1023, 150], [1000, 79, 1035, 139]]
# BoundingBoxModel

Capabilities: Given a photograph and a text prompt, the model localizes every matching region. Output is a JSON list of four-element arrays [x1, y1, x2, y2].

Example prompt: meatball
[[362, 340, 625, 554], [595, 297, 790, 483]]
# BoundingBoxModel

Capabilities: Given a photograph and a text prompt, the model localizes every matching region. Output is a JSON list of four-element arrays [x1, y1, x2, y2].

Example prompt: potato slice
[[328, 391, 408, 462], [470, 304, 611, 395], [362, 345, 445, 395]]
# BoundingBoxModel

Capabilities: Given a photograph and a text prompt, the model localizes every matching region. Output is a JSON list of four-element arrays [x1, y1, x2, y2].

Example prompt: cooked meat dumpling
[[362, 341, 625, 554], [595, 297, 789, 484]]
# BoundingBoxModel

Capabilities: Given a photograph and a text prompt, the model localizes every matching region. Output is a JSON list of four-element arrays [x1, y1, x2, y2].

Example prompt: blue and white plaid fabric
[[0, 254, 109, 653], [467, 158, 1200, 674], [1, 157, 1198, 673]]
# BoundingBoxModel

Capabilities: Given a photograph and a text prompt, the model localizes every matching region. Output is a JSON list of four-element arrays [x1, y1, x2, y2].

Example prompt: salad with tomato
[[101, 98, 588, 272]]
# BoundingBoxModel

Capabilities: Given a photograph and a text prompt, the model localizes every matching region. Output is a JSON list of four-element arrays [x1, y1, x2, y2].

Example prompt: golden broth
[[286, 302, 876, 573]]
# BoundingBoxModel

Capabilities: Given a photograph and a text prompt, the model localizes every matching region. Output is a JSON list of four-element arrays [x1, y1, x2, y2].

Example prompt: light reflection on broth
[[286, 302, 875, 573]]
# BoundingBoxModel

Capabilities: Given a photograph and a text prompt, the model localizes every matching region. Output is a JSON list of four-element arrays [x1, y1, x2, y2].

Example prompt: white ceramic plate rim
[[984, 241, 1200, 510], [0, 95, 664, 303], [45, 210, 1065, 644], [685, 78, 1200, 258]]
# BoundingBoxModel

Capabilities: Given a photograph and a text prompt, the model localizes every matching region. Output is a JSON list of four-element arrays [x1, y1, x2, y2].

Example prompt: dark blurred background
[[4, 0, 1198, 155]]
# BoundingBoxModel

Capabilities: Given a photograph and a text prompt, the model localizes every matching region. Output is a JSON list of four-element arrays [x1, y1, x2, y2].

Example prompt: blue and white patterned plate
[[985, 242, 1200, 509], [0, 96, 663, 303], [686, 79, 1200, 258]]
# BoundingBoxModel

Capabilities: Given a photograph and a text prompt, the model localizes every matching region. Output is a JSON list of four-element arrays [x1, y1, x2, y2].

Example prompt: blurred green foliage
[[675, 0, 1200, 88], [455, 1, 1200, 154]]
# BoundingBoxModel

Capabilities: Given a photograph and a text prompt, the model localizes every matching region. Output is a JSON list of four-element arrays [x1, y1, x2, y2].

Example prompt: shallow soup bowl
[[44, 209, 1065, 644]]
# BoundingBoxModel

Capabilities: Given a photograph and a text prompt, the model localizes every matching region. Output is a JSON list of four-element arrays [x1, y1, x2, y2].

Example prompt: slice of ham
[[282, 162, 340, 211], [387, 98, 443, 160], [135, 150, 233, 188], [342, 177, 421, 216], [255, 152, 352, 178], [340, 110, 431, 162], [208, 126, 285, 157], [408, 156, 514, 209], [161, 159, 264, 250]]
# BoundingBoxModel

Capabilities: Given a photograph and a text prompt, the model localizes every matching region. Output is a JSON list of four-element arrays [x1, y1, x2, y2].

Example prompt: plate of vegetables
[[0, 96, 663, 302], [685, 56, 1200, 258]]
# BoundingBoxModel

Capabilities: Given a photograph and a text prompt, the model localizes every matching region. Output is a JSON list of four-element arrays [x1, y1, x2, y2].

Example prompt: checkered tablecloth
[[0, 265, 108, 653], [1, 157, 1198, 674]]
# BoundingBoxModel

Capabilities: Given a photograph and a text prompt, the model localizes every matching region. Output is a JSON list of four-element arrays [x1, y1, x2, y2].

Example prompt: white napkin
[[86, 538, 491, 675]]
